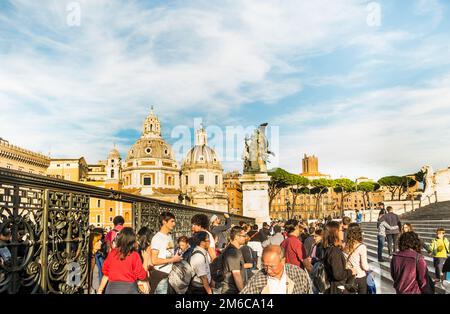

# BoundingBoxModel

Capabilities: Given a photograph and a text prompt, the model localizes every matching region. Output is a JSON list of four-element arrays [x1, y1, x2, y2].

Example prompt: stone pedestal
[[240, 172, 271, 225]]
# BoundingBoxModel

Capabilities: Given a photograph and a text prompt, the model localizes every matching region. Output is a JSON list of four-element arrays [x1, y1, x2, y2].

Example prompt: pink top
[[105, 225, 124, 246], [345, 243, 369, 278]]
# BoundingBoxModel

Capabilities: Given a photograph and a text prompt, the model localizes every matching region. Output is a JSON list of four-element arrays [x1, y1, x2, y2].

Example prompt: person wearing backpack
[[105, 216, 125, 254], [391, 231, 434, 294], [343, 225, 369, 294], [150, 212, 182, 294], [187, 231, 213, 294], [322, 221, 357, 294]]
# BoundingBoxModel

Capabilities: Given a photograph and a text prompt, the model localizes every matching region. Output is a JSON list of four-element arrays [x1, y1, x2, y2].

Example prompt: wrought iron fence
[[0, 167, 254, 294]]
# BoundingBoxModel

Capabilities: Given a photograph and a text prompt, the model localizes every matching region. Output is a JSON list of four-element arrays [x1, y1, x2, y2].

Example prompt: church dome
[[182, 127, 222, 169], [126, 137, 176, 161], [125, 107, 176, 162], [108, 148, 121, 159]]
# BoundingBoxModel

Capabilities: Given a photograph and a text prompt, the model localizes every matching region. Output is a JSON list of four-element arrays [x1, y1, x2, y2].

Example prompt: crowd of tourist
[[82, 207, 450, 295]]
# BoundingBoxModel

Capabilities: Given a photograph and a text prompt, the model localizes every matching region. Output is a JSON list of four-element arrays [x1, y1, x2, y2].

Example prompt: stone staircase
[[399, 201, 450, 220], [361, 220, 450, 294]]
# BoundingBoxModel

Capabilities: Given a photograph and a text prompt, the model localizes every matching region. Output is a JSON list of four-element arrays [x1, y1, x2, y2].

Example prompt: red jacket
[[390, 249, 429, 294], [102, 249, 147, 282], [280, 235, 306, 269]]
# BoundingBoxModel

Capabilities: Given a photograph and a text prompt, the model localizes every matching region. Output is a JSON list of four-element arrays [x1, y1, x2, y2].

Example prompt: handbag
[[415, 253, 435, 294], [344, 244, 362, 293]]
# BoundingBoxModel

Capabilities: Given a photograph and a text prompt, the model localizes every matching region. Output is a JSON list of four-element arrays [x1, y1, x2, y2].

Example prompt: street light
[[285, 198, 291, 220]]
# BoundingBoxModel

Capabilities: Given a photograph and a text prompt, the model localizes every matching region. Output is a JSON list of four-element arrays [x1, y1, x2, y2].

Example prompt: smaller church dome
[[182, 127, 222, 170], [108, 148, 121, 159]]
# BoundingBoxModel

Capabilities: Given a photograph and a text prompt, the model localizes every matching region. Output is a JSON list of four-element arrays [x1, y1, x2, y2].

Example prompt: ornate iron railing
[[0, 167, 254, 294]]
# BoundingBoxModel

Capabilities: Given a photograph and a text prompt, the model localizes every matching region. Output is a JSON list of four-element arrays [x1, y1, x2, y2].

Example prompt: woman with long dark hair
[[343, 225, 369, 294], [89, 230, 105, 294], [391, 231, 434, 294], [98, 227, 150, 294], [136, 227, 154, 293], [323, 221, 357, 294]]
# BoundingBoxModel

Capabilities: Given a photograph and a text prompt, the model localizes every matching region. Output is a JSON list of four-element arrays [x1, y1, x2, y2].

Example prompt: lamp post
[[285, 198, 291, 220]]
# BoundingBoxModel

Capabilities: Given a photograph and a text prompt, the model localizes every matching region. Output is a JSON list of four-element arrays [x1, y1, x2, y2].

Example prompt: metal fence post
[[40, 189, 49, 293]]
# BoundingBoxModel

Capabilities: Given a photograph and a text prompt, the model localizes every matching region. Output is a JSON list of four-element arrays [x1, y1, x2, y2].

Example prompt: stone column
[[240, 172, 271, 225]]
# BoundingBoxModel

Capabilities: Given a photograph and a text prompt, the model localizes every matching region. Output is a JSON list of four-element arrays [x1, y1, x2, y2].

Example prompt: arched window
[[110, 169, 114, 178], [185, 175, 188, 185], [199, 175, 204, 185], [215, 175, 219, 185]]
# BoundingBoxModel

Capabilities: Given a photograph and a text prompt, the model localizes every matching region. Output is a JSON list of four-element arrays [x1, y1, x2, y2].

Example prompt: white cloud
[[0, 0, 372, 162], [1, 0, 448, 180], [274, 74, 450, 180]]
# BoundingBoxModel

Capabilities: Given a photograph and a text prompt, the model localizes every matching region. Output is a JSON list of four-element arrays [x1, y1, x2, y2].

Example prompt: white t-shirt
[[206, 231, 215, 250], [190, 246, 211, 286], [151, 232, 175, 274], [267, 266, 287, 294]]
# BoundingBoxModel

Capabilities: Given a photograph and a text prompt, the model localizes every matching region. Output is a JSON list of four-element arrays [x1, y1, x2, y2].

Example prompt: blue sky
[[1, 0, 450, 180]]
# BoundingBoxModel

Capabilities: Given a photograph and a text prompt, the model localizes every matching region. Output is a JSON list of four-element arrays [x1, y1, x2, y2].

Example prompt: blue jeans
[[154, 278, 168, 294], [377, 235, 385, 261]]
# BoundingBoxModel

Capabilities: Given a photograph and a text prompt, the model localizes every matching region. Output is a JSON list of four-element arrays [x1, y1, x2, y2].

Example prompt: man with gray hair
[[210, 213, 232, 251], [240, 245, 313, 294]]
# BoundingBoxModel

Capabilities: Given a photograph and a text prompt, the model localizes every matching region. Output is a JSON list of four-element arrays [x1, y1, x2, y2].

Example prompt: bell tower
[[142, 106, 161, 138]]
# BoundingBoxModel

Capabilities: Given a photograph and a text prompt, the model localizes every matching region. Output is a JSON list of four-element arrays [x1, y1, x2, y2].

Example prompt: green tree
[[378, 176, 403, 200], [333, 178, 355, 217], [310, 178, 335, 218], [268, 168, 292, 211], [358, 181, 380, 210], [289, 175, 310, 219]]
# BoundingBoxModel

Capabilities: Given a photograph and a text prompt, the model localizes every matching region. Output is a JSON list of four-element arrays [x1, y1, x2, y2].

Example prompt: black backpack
[[311, 246, 330, 293], [311, 260, 330, 293], [210, 251, 225, 283]]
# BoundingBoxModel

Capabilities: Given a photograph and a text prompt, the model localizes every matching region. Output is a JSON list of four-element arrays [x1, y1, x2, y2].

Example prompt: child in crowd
[[175, 236, 191, 259], [427, 228, 450, 282]]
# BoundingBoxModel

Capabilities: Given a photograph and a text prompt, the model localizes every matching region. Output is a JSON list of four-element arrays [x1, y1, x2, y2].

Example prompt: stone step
[[362, 221, 450, 226], [362, 230, 436, 242], [366, 262, 396, 294], [363, 237, 436, 265], [362, 225, 450, 231], [362, 227, 447, 237], [364, 240, 436, 266], [362, 223, 450, 229]]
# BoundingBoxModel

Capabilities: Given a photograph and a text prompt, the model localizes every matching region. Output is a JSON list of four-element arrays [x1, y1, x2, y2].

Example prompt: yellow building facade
[[47, 157, 89, 181], [0, 138, 50, 175], [223, 171, 243, 215]]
